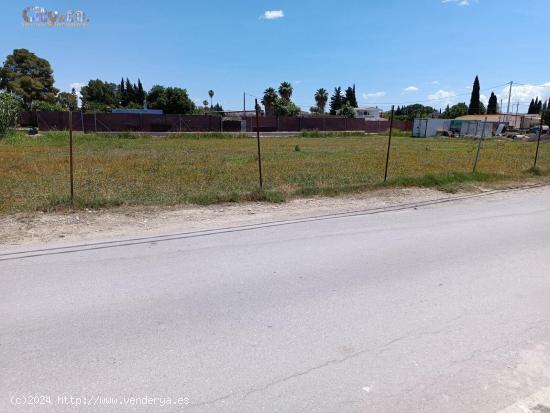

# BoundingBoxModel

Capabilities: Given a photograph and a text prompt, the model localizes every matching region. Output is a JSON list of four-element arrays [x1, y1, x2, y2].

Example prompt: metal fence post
[[255, 99, 263, 189], [473, 117, 487, 173], [384, 105, 395, 182], [69, 111, 74, 204], [533, 114, 544, 168]]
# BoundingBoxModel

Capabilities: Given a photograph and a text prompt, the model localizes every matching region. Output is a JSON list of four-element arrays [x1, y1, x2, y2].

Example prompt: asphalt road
[[2, 187, 550, 413]]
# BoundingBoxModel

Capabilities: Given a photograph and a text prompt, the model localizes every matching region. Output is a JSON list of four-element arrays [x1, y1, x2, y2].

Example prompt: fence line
[[19, 111, 413, 134]]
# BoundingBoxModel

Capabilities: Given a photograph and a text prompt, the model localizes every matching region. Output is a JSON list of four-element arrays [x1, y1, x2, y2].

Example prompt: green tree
[[208, 90, 214, 108], [468, 75, 481, 115], [125, 78, 135, 105], [119, 78, 127, 106], [0, 49, 59, 110], [394, 104, 437, 121], [338, 103, 356, 118], [278, 82, 293, 102], [528, 99, 535, 114], [344, 85, 358, 108], [212, 103, 224, 116], [147, 85, 196, 114], [57, 91, 78, 111], [261, 87, 278, 116], [274, 99, 300, 117], [314, 88, 328, 114], [0, 91, 23, 137], [136, 79, 146, 106], [447, 102, 469, 118], [487, 92, 498, 114], [80, 79, 119, 112], [329, 87, 344, 115]]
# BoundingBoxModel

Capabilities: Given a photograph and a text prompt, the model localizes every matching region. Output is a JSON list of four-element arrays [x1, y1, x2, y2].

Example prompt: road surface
[[2, 186, 550, 412]]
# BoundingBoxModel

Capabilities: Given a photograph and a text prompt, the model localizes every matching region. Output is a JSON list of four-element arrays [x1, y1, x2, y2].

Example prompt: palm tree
[[202, 100, 209, 109], [278, 82, 293, 102], [208, 90, 214, 108], [262, 87, 278, 116], [314, 88, 329, 114]]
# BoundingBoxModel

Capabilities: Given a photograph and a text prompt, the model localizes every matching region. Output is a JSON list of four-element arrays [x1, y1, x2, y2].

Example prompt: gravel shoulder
[[0, 183, 547, 248]]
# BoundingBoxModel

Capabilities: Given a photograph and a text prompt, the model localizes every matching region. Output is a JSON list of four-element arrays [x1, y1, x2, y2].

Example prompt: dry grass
[[1, 131, 549, 213]]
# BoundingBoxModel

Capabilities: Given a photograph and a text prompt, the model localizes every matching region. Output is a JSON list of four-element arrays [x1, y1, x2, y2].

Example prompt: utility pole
[[243, 92, 246, 116], [384, 105, 395, 182], [534, 114, 544, 169], [506, 81, 513, 115], [255, 99, 263, 189]]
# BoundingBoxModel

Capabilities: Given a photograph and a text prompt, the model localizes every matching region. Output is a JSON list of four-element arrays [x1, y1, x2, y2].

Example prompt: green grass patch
[[1, 131, 549, 213]]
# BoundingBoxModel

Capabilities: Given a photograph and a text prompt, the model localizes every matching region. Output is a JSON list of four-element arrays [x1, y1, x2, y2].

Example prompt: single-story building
[[355, 107, 383, 120]]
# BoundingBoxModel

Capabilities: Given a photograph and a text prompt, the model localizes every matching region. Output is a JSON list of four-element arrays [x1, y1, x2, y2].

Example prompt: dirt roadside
[[0, 183, 547, 248]]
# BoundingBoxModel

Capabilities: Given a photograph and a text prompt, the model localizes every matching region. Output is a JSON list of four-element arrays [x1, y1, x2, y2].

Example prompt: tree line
[[1, 49, 549, 122], [0, 49, 223, 115]]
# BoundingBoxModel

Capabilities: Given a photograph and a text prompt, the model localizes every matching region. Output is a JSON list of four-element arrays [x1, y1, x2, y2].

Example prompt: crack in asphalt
[[185, 312, 469, 408]]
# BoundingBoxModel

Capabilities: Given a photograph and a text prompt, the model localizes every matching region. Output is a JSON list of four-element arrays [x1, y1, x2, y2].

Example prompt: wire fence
[[1, 110, 549, 213]]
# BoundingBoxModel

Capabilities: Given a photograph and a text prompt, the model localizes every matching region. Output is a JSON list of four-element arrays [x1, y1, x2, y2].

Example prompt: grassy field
[[0, 131, 549, 213]]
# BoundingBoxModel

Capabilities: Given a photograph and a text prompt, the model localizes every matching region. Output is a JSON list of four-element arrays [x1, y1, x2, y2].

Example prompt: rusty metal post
[[384, 105, 395, 182], [534, 114, 544, 168], [69, 111, 74, 204], [255, 99, 263, 189], [473, 117, 488, 173]]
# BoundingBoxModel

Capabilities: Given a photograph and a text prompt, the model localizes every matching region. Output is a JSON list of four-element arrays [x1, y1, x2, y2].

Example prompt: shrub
[[31, 100, 65, 112], [338, 103, 356, 118], [0, 91, 23, 137]]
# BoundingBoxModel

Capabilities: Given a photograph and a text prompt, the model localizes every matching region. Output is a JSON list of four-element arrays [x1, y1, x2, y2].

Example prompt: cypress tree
[[329, 87, 344, 115], [344, 86, 358, 108], [125, 78, 134, 105], [136, 79, 145, 106], [468, 75, 481, 115], [487, 92, 498, 114], [528, 99, 535, 114], [119, 77, 127, 106]]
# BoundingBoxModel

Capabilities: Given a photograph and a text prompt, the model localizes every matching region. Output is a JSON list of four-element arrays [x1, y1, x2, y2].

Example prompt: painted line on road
[[1, 183, 548, 262]]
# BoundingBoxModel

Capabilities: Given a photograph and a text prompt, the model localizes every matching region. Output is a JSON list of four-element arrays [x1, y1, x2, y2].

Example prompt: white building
[[355, 107, 383, 120]]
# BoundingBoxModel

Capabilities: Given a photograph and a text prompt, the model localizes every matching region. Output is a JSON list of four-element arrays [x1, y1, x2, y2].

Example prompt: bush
[[31, 100, 65, 112], [338, 103, 356, 118], [0, 91, 23, 137]]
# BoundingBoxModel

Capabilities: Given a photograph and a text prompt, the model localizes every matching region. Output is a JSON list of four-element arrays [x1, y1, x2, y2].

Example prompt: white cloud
[[428, 89, 456, 100], [442, 0, 473, 6], [260, 10, 284, 20], [500, 82, 550, 107], [293, 80, 302, 85], [428, 89, 456, 105], [403, 86, 419, 92], [69, 82, 84, 94], [427, 80, 440, 85], [362, 91, 386, 101]]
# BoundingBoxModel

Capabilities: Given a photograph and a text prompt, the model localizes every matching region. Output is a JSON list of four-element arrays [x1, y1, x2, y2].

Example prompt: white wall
[[412, 119, 452, 137]]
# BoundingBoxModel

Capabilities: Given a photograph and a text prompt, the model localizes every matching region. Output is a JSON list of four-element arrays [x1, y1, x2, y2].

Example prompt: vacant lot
[[0, 131, 549, 213]]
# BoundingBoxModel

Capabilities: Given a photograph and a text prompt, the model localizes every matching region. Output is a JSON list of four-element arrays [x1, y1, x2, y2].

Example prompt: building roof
[[356, 107, 381, 111], [456, 114, 502, 121]]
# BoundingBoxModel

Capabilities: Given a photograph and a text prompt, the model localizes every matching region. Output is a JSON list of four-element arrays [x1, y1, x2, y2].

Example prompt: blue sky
[[1, 0, 550, 112]]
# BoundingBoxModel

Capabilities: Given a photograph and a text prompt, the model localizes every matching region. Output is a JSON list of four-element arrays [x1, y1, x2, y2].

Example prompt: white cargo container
[[412, 119, 452, 137]]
